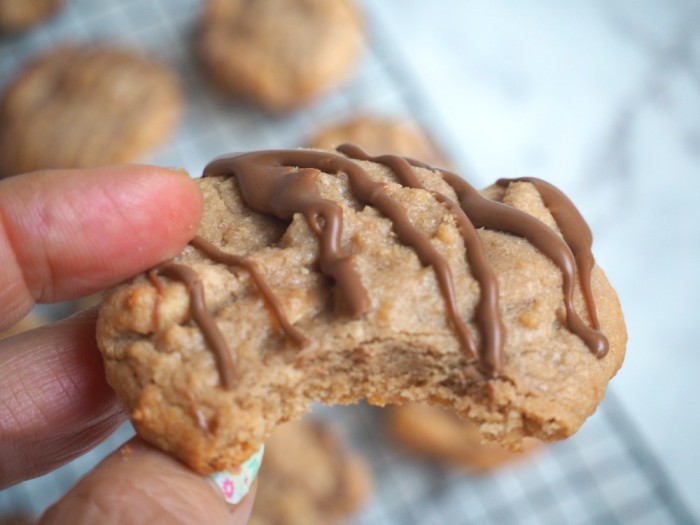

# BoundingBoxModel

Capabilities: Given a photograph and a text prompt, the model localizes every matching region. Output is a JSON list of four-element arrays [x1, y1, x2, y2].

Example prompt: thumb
[[38, 438, 257, 525]]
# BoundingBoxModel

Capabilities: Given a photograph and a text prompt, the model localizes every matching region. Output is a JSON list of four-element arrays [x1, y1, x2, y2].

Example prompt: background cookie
[[198, 0, 364, 112], [0, 0, 63, 34], [249, 419, 371, 525], [0, 45, 182, 178], [387, 404, 540, 473], [97, 149, 626, 475], [309, 116, 448, 167]]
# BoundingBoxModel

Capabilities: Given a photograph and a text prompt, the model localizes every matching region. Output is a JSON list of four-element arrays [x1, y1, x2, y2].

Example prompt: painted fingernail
[[210, 445, 264, 505]]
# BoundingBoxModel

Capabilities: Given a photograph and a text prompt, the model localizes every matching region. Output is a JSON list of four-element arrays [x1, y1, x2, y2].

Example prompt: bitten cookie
[[0, 46, 182, 178], [197, 0, 364, 112], [97, 146, 626, 474], [0, 516, 33, 525], [309, 116, 448, 167], [0, 0, 63, 34], [388, 404, 540, 473], [249, 419, 371, 525]]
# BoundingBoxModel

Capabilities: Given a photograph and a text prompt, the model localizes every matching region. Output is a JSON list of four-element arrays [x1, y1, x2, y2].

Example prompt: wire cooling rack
[[0, 1, 697, 524]]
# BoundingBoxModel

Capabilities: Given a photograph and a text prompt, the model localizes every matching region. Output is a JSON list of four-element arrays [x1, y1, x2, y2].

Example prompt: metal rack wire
[[325, 392, 698, 525], [0, 1, 696, 523]]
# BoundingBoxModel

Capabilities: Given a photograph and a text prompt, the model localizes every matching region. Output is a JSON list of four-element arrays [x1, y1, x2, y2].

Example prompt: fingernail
[[164, 167, 191, 177], [210, 445, 264, 505]]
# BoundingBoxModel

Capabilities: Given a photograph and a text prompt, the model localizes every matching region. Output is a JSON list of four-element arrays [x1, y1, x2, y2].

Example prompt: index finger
[[0, 165, 203, 329]]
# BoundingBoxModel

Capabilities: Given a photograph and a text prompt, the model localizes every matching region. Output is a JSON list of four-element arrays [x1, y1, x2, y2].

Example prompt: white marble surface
[[368, 0, 700, 518]]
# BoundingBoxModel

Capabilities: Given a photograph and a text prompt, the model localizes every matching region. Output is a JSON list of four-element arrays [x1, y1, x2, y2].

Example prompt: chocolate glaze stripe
[[487, 177, 606, 356], [149, 262, 237, 388], [496, 177, 601, 331], [150, 235, 308, 389], [189, 235, 309, 347], [425, 165, 608, 358], [204, 150, 480, 364], [206, 156, 369, 317], [337, 143, 504, 373], [165, 148, 610, 389]]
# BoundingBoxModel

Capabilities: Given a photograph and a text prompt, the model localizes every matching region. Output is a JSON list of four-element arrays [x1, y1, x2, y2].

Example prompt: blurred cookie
[[0, 0, 63, 34], [250, 419, 371, 525], [198, 0, 364, 112], [388, 404, 540, 473], [309, 116, 448, 166], [0, 45, 182, 178]]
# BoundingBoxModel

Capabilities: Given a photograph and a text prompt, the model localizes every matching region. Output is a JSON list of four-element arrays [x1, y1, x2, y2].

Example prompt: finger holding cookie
[[0, 165, 201, 483], [0, 165, 260, 524], [39, 438, 258, 525]]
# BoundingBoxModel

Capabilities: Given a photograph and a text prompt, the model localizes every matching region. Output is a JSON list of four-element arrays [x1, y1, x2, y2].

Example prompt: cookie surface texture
[[0, 46, 182, 178], [97, 147, 626, 474], [198, 0, 363, 112], [249, 419, 371, 525]]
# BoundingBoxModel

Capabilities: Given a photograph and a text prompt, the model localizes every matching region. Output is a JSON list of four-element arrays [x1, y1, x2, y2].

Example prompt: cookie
[[388, 404, 540, 473], [309, 116, 448, 167], [0, 46, 182, 178], [249, 419, 371, 525], [0, 0, 63, 34], [197, 0, 364, 112], [97, 146, 626, 474]]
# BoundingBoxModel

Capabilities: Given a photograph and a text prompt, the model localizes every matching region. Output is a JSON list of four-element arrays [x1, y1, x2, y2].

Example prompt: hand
[[0, 166, 256, 524]]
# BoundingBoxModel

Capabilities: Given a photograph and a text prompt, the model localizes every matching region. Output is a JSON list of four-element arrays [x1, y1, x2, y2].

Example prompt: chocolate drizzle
[[151, 147, 609, 389], [149, 261, 237, 388], [336, 144, 504, 373], [402, 155, 607, 359], [495, 177, 606, 355], [150, 234, 308, 388], [206, 154, 370, 317], [189, 235, 308, 348]]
